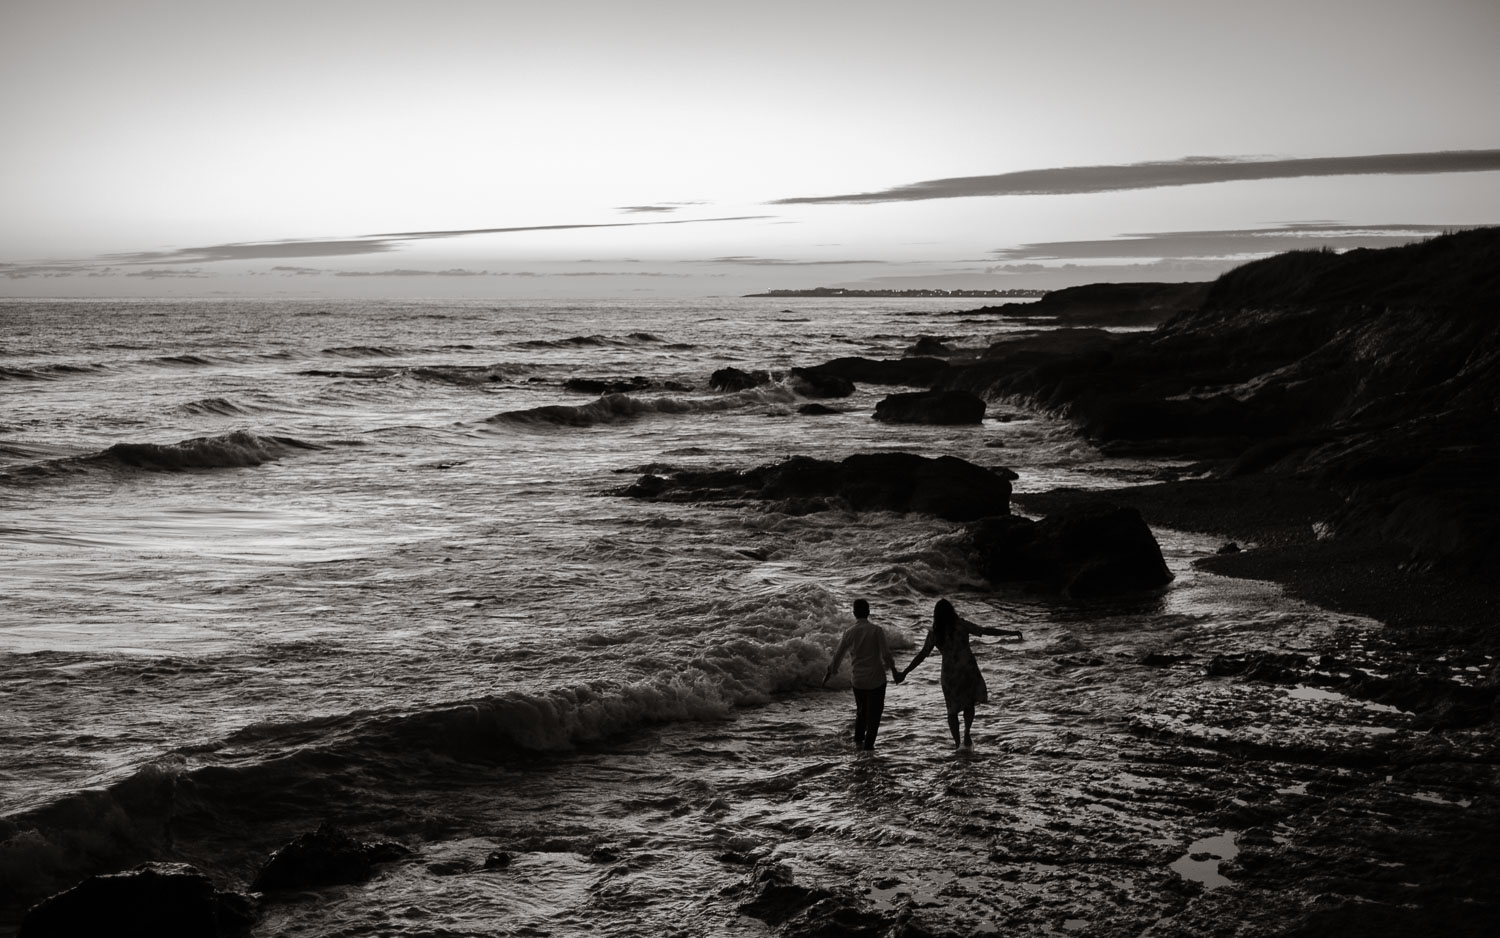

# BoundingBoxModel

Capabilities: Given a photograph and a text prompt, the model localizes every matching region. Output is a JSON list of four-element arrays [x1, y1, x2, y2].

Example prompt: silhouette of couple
[[822, 598, 1023, 750]]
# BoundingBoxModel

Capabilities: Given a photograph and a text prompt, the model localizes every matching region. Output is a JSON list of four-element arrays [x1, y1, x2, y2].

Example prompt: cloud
[[694, 256, 888, 266], [108, 239, 403, 264], [551, 271, 688, 277], [93, 215, 776, 266], [124, 268, 208, 278], [271, 265, 325, 275], [2, 263, 88, 279], [990, 223, 1480, 261], [333, 268, 490, 277], [616, 202, 709, 214], [370, 215, 771, 240], [773, 149, 1500, 205]]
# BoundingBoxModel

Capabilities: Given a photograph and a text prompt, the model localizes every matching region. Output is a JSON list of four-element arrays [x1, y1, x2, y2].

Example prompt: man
[[823, 598, 902, 750]]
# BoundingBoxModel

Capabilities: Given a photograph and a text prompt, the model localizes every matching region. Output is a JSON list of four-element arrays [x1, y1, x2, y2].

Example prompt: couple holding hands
[[823, 598, 1023, 751]]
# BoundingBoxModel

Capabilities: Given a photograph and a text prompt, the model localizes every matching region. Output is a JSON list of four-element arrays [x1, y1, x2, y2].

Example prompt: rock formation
[[618, 452, 1014, 522], [19, 862, 256, 938], [965, 503, 1173, 598], [251, 823, 410, 892], [872, 389, 986, 425], [792, 356, 949, 386], [944, 228, 1500, 580]]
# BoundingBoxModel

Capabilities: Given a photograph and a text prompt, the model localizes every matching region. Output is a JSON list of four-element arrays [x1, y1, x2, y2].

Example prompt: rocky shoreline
[[728, 228, 1500, 936], [630, 230, 1500, 935], [976, 231, 1500, 936]]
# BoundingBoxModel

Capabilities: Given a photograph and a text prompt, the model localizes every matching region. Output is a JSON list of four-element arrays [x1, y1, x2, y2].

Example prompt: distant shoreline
[[742, 287, 1047, 298]]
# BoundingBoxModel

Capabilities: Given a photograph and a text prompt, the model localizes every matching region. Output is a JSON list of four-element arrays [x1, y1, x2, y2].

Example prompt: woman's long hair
[[933, 599, 958, 644]]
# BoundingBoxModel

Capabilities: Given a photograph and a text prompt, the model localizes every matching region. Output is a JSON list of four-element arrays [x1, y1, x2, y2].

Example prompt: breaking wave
[[178, 397, 255, 417], [0, 589, 841, 907], [514, 333, 668, 350], [296, 363, 516, 386], [0, 363, 105, 381], [0, 430, 321, 483]]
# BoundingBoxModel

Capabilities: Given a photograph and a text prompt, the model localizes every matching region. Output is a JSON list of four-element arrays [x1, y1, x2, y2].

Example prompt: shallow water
[[0, 298, 1425, 935]]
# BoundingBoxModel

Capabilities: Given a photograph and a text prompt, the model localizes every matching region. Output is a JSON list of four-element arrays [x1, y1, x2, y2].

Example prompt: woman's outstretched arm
[[962, 617, 1024, 640]]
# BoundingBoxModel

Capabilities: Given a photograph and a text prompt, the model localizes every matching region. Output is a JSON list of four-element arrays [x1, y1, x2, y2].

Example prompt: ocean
[[0, 297, 1403, 936]]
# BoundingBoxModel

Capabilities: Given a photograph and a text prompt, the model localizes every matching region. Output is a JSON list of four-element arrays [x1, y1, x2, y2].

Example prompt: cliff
[[943, 227, 1500, 583], [969, 280, 1211, 327]]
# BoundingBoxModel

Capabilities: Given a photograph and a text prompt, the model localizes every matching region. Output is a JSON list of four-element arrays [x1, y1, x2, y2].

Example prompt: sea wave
[[490, 387, 797, 428], [513, 332, 667, 350], [90, 431, 319, 472], [178, 397, 255, 417], [0, 430, 321, 483], [0, 363, 105, 381], [0, 593, 842, 908], [320, 345, 407, 357], [296, 364, 512, 386], [149, 353, 220, 367]]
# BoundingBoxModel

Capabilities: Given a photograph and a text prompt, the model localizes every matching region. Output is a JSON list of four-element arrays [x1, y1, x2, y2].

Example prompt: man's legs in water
[[853, 685, 887, 750], [853, 688, 871, 746]]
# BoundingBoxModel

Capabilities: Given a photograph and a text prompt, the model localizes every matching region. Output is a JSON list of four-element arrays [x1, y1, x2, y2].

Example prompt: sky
[[2, 0, 1498, 298]]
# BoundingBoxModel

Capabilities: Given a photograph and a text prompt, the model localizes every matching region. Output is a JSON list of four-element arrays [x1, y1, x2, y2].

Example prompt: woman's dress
[[935, 620, 988, 714]]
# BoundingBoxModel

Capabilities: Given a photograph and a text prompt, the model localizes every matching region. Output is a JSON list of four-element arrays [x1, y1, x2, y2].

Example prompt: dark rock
[[1206, 652, 1309, 683], [1142, 653, 1192, 667], [483, 851, 512, 869], [736, 861, 835, 927], [19, 862, 256, 938], [617, 452, 1014, 522], [1217, 541, 1241, 554], [796, 356, 949, 386], [251, 823, 411, 892], [779, 897, 891, 938], [426, 859, 472, 876], [933, 328, 1122, 403], [709, 367, 774, 392], [788, 370, 855, 398], [874, 390, 986, 425], [716, 850, 755, 864], [1055, 655, 1107, 668], [588, 845, 620, 863], [968, 281, 1211, 327], [1341, 668, 1499, 730], [621, 473, 670, 498], [905, 336, 954, 357], [798, 403, 841, 415], [563, 376, 652, 394], [965, 503, 1173, 597]]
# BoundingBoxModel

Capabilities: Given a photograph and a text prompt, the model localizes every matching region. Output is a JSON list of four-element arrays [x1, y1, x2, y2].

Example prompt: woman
[[900, 599, 1023, 748]]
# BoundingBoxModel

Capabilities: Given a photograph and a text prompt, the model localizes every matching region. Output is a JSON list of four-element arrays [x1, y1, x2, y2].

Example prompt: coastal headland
[[744, 287, 1048, 299], [780, 227, 1500, 935], [942, 228, 1500, 641]]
